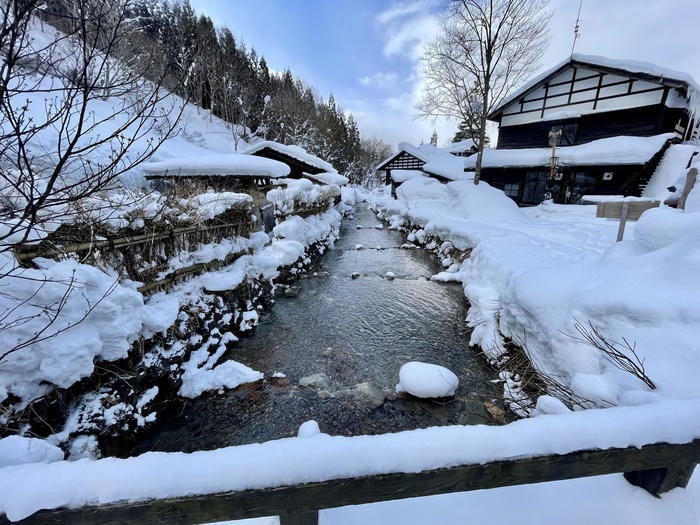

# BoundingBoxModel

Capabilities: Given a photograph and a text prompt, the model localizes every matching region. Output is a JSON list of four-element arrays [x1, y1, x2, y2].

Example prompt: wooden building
[[479, 55, 699, 205], [376, 143, 469, 196], [242, 141, 337, 180], [143, 154, 290, 229]]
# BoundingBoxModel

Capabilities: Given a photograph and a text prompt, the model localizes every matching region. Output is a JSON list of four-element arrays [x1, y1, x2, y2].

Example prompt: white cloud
[[359, 72, 399, 88], [376, 0, 437, 25]]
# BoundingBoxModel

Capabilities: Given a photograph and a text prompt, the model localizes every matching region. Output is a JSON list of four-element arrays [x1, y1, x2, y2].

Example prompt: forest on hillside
[[40, 0, 394, 184]]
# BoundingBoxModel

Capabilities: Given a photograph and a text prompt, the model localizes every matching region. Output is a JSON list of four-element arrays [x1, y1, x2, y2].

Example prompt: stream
[[135, 203, 501, 454]]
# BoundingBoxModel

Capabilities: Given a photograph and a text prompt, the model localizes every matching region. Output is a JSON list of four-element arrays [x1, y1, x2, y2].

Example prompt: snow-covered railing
[[2, 400, 700, 524]]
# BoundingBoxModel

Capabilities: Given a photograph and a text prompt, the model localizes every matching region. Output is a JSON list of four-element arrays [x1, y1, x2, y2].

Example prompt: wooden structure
[[478, 55, 699, 205], [6, 438, 699, 525], [376, 145, 435, 197], [595, 199, 660, 241], [146, 173, 273, 210], [488, 55, 699, 149], [243, 141, 335, 180]]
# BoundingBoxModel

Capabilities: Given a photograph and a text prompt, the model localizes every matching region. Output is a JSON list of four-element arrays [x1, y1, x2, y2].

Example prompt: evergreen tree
[[430, 130, 438, 146]]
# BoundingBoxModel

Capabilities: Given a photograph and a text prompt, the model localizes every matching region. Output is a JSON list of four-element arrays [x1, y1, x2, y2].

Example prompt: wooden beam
[[7, 440, 700, 525]]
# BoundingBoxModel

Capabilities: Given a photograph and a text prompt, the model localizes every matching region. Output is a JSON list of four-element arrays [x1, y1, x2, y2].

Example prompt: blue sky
[[192, 0, 700, 148]]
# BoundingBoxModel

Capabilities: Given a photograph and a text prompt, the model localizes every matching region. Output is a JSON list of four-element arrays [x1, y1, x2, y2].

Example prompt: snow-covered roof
[[422, 155, 472, 181], [464, 134, 674, 169], [390, 170, 425, 183], [443, 138, 478, 154], [142, 154, 290, 178], [303, 172, 349, 186], [242, 141, 337, 174], [490, 54, 700, 119]]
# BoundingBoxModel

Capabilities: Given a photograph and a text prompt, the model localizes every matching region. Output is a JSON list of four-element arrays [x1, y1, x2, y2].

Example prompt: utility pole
[[544, 129, 562, 201]]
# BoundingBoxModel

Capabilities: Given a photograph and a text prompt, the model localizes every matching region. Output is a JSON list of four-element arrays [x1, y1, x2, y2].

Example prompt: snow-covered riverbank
[[369, 177, 700, 414]]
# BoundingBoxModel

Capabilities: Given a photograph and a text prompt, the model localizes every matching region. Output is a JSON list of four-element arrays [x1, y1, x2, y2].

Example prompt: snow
[[141, 154, 290, 178], [422, 155, 472, 181], [643, 144, 699, 199], [242, 141, 337, 173], [370, 174, 700, 408], [266, 179, 340, 218], [580, 195, 657, 203], [463, 134, 673, 169], [0, 258, 180, 406], [297, 420, 323, 438], [178, 331, 262, 399], [322, 471, 700, 525], [390, 170, 425, 183], [0, 437, 63, 468], [304, 172, 349, 186], [186, 192, 253, 220], [491, 54, 700, 117], [396, 362, 459, 398], [271, 209, 342, 248], [2, 399, 700, 520], [443, 138, 478, 154]]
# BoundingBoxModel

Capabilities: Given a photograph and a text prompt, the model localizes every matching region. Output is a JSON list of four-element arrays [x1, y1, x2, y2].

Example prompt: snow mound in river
[[396, 362, 459, 398]]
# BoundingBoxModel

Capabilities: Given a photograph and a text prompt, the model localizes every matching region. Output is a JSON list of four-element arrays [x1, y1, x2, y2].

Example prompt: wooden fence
[[4, 438, 698, 525]]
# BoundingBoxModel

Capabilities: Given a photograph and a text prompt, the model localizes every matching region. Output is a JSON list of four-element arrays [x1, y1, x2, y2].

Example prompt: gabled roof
[[376, 142, 447, 171], [488, 54, 700, 120], [242, 141, 336, 174], [464, 134, 673, 169]]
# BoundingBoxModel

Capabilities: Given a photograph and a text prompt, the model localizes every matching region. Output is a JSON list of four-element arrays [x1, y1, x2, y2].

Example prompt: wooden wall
[[497, 105, 687, 149]]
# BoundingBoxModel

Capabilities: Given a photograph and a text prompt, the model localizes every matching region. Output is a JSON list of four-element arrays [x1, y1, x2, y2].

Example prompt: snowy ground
[[370, 177, 700, 413]]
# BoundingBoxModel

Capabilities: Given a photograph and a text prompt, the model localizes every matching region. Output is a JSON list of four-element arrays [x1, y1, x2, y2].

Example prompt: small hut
[[143, 153, 289, 208], [242, 141, 337, 179]]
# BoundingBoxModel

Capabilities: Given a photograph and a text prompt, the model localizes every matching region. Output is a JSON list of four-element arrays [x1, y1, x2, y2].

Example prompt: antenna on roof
[[570, 0, 583, 58]]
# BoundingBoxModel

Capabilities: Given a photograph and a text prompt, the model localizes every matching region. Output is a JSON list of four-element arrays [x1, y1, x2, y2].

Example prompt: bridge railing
[[5, 438, 699, 525]]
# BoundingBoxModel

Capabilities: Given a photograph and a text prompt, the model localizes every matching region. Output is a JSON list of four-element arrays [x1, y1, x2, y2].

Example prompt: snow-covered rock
[[297, 420, 322, 438], [0, 436, 64, 468], [396, 362, 459, 398]]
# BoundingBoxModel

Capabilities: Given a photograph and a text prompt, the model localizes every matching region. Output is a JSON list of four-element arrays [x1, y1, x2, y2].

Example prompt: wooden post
[[616, 201, 630, 242], [678, 167, 697, 210], [279, 510, 319, 525], [624, 460, 697, 497]]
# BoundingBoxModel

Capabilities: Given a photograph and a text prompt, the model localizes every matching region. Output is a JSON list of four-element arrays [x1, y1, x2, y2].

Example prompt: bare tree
[[418, 0, 551, 183], [0, 0, 187, 250], [0, 0, 189, 369]]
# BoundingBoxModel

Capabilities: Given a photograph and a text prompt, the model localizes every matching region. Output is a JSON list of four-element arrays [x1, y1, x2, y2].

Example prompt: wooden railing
[[5, 439, 699, 525]]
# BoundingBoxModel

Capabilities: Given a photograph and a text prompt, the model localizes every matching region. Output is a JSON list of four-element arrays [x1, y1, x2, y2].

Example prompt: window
[[522, 171, 549, 204], [548, 124, 577, 146], [503, 183, 520, 198]]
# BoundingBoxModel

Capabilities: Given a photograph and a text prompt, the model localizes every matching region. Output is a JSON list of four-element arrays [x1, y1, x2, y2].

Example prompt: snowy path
[[135, 204, 500, 452]]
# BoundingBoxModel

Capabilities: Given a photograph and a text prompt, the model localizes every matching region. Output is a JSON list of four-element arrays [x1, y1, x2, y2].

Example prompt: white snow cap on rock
[[298, 420, 322, 438], [142, 154, 290, 178], [0, 436, 64, 468], [396, 362, 459, 398]]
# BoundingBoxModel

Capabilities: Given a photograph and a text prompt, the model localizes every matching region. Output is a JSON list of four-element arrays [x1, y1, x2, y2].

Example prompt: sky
[[191, 0, 700, 148]]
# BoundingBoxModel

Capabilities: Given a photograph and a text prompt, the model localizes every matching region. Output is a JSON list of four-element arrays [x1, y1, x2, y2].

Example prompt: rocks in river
[[299, 373, 331, 390], [283, 282, 302, 297], [385, 272, 395, 280], [356, 225, 362, 229], [395, 362, 458, 398], [318, 389, 331, 399], [355, 244, 364, 250], [351, 272, 360, 279], [268, 373, 291, 388], [374, 224, 384, 230], [484, 401, 506, 424], [332, 381, 386, 409]]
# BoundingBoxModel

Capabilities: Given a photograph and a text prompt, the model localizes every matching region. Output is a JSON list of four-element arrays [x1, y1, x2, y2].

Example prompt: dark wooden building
[[480, 55, 699, 205], [243, 141, 336, 180]]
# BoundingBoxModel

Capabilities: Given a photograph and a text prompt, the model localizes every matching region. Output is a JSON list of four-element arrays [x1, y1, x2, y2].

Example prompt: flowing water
[[135, 203, 501, 454]]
